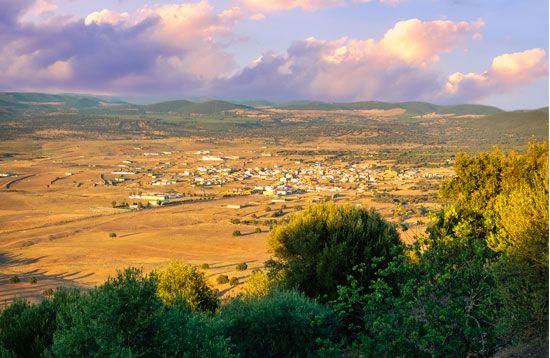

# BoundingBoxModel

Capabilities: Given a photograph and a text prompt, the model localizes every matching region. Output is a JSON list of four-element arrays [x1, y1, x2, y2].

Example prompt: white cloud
[[445, 48, 548, 101]]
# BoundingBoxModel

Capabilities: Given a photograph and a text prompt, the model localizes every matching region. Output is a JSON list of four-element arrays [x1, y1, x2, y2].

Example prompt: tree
[[52, 268, 162, 356], [156, 261, 218, 312], [235, 262, 247, 271], [241, 270, 270, 299], [216, 290, 341, 357], [232, 230, 242, 237], [0, 288, 81, 357], [216, 275, 229, 284], [267, 201, 401, 300], [431, 141, 549, 344]]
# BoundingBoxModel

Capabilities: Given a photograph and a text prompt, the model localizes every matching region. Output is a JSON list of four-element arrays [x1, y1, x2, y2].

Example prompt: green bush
[[8, 276, 20, 284], [216, 290, 341, 357], [267, 201, 401, 300], [216, 275, 229, 284], [255, 227, 262, 233], [229, 277, 239, 286], [28, 276, 38, 284], [235, 262, 247, 271], [0, 288, 81, 357], [156, 261, 218, 312], [200, 263, 210, 270], [232, 230, 242, 237], [51, 268, 162, 356], [51, 269, 231, 357]]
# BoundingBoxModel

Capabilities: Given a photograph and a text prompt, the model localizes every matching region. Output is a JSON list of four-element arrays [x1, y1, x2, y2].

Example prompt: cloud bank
[[0, 0, 547, 103]]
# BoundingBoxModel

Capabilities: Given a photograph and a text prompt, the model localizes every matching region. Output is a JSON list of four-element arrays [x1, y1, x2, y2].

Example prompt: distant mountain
[[277, 101, 503, 116], [143, 99, 251, 114]]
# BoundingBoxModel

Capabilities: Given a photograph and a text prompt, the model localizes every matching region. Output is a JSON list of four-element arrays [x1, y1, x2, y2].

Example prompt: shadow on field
[[0, 252, 91, 306]]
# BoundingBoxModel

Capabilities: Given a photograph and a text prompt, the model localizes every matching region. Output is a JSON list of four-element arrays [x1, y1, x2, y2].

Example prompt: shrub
[[267, 201, 401, 300], [216, 290, 341, 357], [51, 268, 163, 356], [232, 230, 242, 237], [9, 276, 20, 284], [0, 288, 81, 357], [109, 232, 117, 238], [235, 262, 247, 271], [241, 270, 270, 299], [216, 275, 229, 284], [28, 276, 38, 284], [229, 277, 239, 286], [200, 263, 210, 270], [230, 218, 240, 224], [156, 261, 218, 312], [255, 227, 262, 233], [43, 288, 54, 297], [265, 206, 272, 212]]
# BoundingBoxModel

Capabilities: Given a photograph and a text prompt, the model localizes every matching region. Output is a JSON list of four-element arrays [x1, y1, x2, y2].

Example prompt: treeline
[[0, 142, 548, 357]]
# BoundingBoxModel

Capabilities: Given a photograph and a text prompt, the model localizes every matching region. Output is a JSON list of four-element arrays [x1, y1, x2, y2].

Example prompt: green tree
[[216, 290, 341, 357], [267, 201, 401, 300], [0, 288, 81, 357], [156, 261, 218, 312], [241, 270, 271, 299]]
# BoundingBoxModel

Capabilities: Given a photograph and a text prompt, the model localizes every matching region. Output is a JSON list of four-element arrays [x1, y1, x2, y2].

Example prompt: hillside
[[469, 107, 549, 133], [277, 101, 502, 116], [143, 100, 250, 114]]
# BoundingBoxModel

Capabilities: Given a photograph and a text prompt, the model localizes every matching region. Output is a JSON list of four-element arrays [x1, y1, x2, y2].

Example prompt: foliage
[[217, 275, 229, 284], [28, 277, 37, 284], [241, 270, 271, 299], [232, 230, 242, 237], [51, 268, 162, 356], [200, 263, 210, 269], [8, 276, 19, 284], [0, 288, 81, 358], [229, 277, 239, 286], [216, 290, 342, 357], [156, 261, 218, 312], [235, 262, 247, 271], [333, 237, 499, 357], [267, 201, 401, 300], [432, 141, 549, 344]]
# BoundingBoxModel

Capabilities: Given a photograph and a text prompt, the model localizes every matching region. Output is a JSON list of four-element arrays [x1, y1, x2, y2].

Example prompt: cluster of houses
[[106, 152, 450, 202]]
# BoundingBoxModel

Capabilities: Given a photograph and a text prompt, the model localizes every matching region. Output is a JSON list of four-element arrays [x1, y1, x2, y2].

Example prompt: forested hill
[[277, 100, 504, 116]]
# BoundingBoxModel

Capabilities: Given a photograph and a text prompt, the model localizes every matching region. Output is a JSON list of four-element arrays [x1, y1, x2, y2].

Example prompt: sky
[[0, 0, 548, 109]]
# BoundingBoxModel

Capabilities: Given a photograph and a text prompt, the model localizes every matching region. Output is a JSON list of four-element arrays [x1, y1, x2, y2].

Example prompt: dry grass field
[[0, 138, 446, 304]]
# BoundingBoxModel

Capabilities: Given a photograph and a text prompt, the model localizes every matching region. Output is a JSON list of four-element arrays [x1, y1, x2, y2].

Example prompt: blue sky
[[1, 0, 547, 109]]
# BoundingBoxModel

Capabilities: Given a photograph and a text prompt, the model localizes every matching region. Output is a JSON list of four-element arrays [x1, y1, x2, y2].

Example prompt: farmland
[[0, 95, 547, 304]]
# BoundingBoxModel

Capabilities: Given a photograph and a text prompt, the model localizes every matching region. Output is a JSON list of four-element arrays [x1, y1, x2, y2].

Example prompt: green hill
[[0, 92, 121, 111], [277, 101, 502, 116], [143, 100, 250, 114], [470, 107, 548, 134]]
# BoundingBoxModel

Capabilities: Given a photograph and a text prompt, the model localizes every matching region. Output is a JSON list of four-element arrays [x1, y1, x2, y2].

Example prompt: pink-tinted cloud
[[238, 0, 344, 12], [0, 1, 546, 104], [0, 0, 238, 94], [444, 48, 548, 101], [217, 19, 483, 101], [380, 18, 484, 65]]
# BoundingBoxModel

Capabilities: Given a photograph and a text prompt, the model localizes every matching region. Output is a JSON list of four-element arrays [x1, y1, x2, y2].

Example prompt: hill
[[143, 100, 251, 114], [277, 101, 502, 116], [469, 107, 548, 133], [0, 92, 124, 114]]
